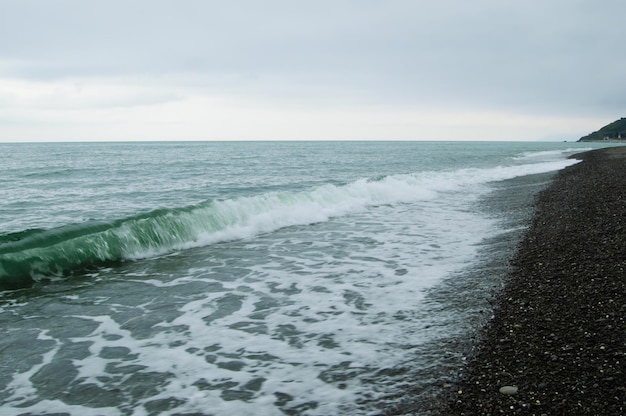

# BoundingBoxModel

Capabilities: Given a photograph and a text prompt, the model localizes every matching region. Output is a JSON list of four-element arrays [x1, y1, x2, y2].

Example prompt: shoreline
[[435, 146, 626, 415]]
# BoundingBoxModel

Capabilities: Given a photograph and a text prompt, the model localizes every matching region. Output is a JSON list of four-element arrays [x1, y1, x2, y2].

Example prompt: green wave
[[0, 179, 361, 290], [0, 204, 226, 290]]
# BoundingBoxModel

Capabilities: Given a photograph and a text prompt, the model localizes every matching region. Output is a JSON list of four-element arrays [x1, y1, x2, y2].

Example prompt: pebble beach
[[441, 146, 626, 415]]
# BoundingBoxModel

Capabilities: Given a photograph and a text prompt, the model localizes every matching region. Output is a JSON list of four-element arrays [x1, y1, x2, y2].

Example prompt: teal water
[[0, 141, 605, 415]]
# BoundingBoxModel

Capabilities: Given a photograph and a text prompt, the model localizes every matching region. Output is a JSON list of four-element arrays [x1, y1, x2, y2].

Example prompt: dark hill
[[578, 117, 626, 141]]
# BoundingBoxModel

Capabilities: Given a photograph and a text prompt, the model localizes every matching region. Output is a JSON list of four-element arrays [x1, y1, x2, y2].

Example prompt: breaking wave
[[0, 159, 578, 290]]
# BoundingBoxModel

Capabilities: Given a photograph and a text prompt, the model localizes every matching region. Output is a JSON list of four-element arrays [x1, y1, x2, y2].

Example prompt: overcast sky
[[1, 0, 625, 141]]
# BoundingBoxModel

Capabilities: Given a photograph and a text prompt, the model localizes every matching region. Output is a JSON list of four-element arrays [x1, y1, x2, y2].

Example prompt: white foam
[[2, 330, 62, 407], [54, 196, 487, 414], [120, 158, 580, 263], [5, 399, 119, 416], [513, 147, 592, 160]]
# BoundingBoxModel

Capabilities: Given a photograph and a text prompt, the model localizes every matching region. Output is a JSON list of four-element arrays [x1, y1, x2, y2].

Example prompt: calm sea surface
[[0, 141, 606, 415]]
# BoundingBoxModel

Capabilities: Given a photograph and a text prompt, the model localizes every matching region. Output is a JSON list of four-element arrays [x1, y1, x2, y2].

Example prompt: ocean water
[[0, 141, 602, 415]]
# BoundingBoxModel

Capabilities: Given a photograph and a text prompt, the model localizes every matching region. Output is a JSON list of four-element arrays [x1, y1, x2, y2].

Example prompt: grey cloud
[[1, 0, 625, 116]]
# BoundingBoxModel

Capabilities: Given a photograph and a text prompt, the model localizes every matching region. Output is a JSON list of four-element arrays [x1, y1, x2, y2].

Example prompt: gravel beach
[[441, 146, 626, 415]]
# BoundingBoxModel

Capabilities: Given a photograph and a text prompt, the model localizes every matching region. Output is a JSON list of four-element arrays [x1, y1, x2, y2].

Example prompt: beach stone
[[499, 385, 519, 395]]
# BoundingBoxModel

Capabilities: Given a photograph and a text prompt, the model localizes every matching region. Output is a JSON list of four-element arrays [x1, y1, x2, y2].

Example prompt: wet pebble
[[438, 148, 626, 415], [499, 385, 518, 395]]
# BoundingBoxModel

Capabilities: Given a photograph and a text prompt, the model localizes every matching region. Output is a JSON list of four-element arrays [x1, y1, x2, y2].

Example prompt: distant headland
[[578, 117, 626, 141]]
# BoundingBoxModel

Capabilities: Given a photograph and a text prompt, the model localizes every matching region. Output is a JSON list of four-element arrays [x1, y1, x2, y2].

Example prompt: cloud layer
[[1, 0, 624, 141]]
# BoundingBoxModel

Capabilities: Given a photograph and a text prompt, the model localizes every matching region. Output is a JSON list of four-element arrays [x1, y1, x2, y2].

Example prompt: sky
[[1, 0, 625, 142]]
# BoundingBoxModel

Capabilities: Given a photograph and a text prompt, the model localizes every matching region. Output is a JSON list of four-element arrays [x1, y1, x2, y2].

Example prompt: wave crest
[[0, 159, 578, 290]]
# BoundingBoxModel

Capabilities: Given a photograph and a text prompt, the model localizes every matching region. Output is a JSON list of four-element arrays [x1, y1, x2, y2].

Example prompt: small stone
[[499, 385, 519, 395]]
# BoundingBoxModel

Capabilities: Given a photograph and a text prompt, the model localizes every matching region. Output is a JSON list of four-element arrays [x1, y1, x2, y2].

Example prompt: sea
[[0, 141, 607, 415]]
